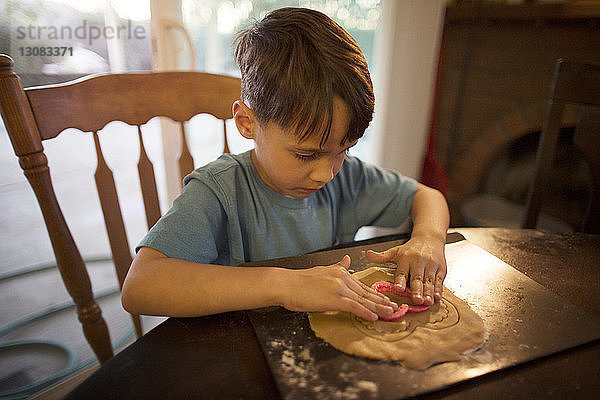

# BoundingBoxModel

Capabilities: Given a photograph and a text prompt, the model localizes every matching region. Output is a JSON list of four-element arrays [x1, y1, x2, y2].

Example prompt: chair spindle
[[223, 120, 230, 154], [137, 125, 161, 230], [178, 121, 195, 182], [92, 132, 142, 337]]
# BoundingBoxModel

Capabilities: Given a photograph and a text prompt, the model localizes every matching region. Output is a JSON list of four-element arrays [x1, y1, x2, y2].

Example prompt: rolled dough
[[308, 267, 487, 369]]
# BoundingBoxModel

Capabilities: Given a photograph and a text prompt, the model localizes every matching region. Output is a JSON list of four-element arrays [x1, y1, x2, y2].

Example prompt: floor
[[0, 120, 168, 399]]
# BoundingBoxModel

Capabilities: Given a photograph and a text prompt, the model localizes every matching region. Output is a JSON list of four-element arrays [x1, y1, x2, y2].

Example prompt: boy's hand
[[280, 255, 399, 321], [365, 236, 447, 306]]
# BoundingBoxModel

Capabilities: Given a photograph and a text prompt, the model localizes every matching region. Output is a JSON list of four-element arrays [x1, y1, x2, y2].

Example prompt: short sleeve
[[334, 157, 418, 240], [136, 177, 229, 264]]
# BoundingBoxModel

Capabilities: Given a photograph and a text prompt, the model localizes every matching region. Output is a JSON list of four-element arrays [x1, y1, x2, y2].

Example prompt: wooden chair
[[523, 59, 600, 234], [0, 54, 241, 363]]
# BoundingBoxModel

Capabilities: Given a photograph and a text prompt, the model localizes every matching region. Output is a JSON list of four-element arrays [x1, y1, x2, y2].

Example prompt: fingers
[[433, 275, 444, 301], [337, 254, 351, 270], [408, 264, 425, 305], [433, 264, 446, 301], [344, 273, 399, 312], [394, 262, 409, 292], [422, 274, 434, 306], [340, 295, 396, 321], [368, 243, 447, 306], [333, 255, 399, 320], [390, 250, 428, 305], [306, 252, 446, 321], [414, 261, 447, 305], [424, 256, 447, 304], [339, 297, 378, 321]]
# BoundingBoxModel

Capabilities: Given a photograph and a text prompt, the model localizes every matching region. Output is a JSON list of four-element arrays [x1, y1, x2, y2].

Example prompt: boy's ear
[[232, 100, 256, 140]]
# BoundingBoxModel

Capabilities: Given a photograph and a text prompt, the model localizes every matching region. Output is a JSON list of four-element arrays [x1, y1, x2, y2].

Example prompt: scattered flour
[[356, 380, 378, 393], [270, 338, 379, 399]]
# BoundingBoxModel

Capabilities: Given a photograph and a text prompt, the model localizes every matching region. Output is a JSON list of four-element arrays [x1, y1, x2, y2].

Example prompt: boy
[[122, 8, 449, 322]]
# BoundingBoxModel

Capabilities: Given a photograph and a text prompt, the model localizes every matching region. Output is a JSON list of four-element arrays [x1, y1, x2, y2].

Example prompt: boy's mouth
[[293, 187, 321, 197], [300, 187, 321, 193]]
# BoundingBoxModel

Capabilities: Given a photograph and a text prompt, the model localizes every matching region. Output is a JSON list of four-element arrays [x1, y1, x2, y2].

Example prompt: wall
[[372, 0, 446, 179]]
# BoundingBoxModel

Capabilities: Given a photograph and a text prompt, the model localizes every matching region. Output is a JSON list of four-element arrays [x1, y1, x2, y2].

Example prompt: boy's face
[[234, 96, 357, 199]]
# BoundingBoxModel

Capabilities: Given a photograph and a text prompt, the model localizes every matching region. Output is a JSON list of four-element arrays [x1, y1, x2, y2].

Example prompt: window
[[181, 0, 382, 161], [3, 0, 151, 87]]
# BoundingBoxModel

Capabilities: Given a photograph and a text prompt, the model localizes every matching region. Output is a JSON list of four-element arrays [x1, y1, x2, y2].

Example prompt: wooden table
[[64, 228, 600, 399]]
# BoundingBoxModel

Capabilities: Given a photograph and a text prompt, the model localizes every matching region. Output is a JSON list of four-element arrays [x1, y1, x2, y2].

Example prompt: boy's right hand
[[278, 255, 398, 321]]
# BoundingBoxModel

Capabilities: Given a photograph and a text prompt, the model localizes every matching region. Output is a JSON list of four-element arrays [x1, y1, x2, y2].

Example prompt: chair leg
[[523, 100, 564, 229]]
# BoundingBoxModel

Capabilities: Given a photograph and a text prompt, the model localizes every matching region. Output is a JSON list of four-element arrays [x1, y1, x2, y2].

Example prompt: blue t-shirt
[[138, 150, 418, 265]]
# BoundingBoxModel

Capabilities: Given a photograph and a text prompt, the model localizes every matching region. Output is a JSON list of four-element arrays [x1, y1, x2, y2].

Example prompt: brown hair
[[233, 7, 374, 147]]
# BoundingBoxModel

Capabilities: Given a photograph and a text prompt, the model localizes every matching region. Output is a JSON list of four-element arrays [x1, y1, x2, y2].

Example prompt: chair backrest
[[523, 59, 600, 234], [0, 54, 241, 363]]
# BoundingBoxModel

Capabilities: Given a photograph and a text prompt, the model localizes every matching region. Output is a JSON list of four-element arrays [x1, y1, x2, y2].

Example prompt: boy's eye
[[295, 152, 318, 162]]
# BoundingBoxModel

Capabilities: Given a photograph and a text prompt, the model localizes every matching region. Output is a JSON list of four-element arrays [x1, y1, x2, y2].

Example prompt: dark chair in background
[[523, 59, 600, 234], [0, 54, 241, 363], [460, 59, 599, 233]]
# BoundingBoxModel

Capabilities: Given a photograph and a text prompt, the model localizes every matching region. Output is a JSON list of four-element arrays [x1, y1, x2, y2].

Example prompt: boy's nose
[[310, 158, 335, 184]]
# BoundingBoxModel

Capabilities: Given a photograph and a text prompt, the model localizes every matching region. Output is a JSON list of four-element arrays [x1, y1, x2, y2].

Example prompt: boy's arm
[[366, 183, 449, 305], [122, 247, 399, 321]]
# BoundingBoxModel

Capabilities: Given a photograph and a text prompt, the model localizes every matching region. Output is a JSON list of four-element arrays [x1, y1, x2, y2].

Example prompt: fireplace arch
[[450, 104, 592, 231]]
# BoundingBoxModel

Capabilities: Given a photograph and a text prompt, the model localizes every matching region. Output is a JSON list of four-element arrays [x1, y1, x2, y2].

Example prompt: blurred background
[[1, 0, 599, 398]]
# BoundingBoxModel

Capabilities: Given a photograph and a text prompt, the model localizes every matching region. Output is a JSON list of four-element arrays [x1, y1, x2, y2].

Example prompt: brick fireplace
[[434, 1, 600, 227]]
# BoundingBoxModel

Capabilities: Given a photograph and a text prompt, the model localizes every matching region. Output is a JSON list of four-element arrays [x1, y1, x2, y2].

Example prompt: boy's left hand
[[365, 236, 446, 306]]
